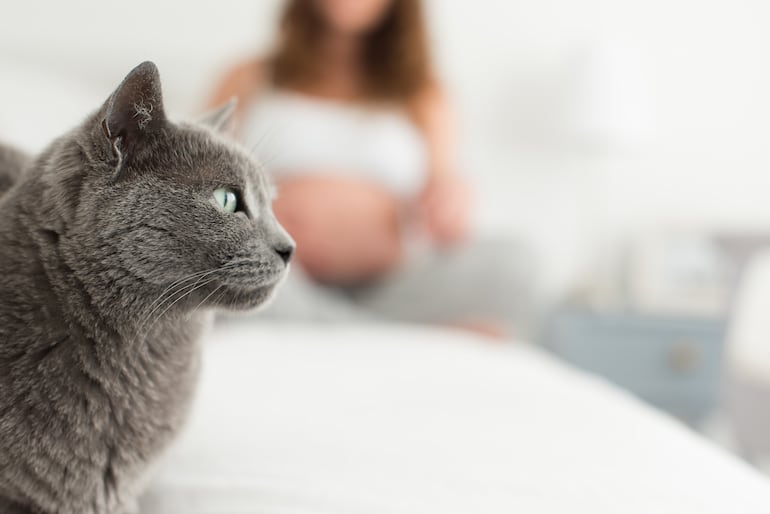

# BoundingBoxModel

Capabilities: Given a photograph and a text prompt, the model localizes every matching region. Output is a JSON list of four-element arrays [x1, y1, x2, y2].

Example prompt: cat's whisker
[[248, 126, 273, 157], [139, 274, 215, 330], [142, 275, 221, 336], [186, 283, 225, 321], [144, 267, 227, 315], [139, 261, 241, 337], [255, 151, 281, 170], [138, 263, 238, 335], [146, 262, 239, 313], [140, 279, 215, 333], [247, 130, 282, 171]]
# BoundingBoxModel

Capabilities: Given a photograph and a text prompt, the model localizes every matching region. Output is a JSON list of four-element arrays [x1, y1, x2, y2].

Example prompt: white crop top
[[240, 91, 428, 198]]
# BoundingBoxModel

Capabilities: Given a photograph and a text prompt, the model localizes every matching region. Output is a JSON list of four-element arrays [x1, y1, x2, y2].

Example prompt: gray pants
[[255, 238, 542, 339]]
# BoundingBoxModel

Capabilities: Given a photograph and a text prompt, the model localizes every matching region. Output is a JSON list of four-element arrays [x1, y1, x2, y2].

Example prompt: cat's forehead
[[172, 125, 273, 198]]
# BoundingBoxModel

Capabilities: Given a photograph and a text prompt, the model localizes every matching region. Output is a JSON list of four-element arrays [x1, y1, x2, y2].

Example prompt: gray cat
[[0, 62, 295, 514]]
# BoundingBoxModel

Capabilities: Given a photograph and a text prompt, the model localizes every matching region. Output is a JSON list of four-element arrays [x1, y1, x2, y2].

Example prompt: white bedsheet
[[141, 320, 770, 513]]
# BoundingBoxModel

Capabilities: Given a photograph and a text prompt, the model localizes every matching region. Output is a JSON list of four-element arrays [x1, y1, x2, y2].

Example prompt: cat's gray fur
[[0, 62, 294, 514]]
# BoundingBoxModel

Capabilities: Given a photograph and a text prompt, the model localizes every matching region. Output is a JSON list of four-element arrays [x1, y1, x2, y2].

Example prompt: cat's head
[[48, 61, 294, 314]]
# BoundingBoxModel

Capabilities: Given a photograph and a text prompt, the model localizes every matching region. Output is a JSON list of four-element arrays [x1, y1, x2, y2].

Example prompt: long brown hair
[[270, 0, 432, 102]]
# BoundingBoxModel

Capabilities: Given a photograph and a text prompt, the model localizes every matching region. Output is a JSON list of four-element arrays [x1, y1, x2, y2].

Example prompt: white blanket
[[141, 320, 770, 513]]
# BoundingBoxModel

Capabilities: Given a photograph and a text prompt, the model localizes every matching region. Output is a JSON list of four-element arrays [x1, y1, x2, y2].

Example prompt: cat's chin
[[213, 279, 284, 313]]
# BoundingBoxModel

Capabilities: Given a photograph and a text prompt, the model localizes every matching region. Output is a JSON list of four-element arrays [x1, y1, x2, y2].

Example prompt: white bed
[[140, 320, 770, 513]]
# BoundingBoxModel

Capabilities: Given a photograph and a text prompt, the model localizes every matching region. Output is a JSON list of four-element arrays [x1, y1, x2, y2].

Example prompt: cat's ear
[[100, 61, 167, 171], [198, 98, 237, 133]]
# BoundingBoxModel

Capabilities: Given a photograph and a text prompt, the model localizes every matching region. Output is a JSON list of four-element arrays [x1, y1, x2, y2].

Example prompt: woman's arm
[[205, 58, 265, 134], [411, 83, 473, 246]]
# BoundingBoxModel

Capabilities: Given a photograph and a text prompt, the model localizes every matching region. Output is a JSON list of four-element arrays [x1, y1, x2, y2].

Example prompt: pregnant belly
[[272, 175, 405, 284]]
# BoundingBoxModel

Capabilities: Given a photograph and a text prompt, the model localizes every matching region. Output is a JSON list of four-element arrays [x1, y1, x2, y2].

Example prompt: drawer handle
[[668, 340, 701, 374]]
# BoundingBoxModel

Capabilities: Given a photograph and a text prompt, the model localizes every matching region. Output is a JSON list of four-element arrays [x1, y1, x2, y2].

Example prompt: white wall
[[2, 0, 769, 292]]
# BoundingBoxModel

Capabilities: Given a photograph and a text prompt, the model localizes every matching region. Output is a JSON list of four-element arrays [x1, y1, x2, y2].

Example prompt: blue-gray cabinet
[[543, 309, 726, 422]]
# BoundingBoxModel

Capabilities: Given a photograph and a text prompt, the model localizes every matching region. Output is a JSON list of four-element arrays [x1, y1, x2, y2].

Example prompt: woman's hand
[[418, 173, 472, 246], [409, 82, 471, 247]]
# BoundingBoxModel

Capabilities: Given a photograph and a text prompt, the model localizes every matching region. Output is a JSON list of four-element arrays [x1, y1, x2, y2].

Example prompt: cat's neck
[[21, 209, 210, 351]]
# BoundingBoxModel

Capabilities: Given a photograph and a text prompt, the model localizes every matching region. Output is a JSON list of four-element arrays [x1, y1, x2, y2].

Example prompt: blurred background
[[3, 0, 770, 473]]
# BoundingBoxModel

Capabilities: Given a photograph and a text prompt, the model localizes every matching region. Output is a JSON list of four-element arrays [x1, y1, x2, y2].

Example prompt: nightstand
[[542, 309, 726, 423]]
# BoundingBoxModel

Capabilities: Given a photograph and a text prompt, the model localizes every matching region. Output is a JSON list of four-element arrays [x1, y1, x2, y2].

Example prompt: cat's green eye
[[213, 188, 238, 213]]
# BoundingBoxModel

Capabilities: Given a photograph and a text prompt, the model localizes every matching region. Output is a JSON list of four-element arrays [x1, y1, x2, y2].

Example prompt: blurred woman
[[208, 0, 539, 337]]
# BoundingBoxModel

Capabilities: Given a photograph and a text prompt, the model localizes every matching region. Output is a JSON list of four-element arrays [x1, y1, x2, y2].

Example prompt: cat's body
[[0, 63, 294, 514]]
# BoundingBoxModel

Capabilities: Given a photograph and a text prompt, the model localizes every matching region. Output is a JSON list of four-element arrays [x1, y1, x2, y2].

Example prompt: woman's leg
[[348, 238, 543, 339]]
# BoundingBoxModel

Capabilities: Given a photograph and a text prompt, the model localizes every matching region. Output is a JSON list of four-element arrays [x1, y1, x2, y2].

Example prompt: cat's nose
[[274, 244, 295, 265]]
